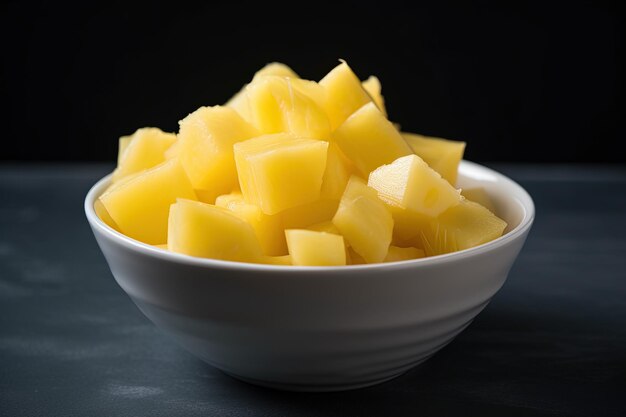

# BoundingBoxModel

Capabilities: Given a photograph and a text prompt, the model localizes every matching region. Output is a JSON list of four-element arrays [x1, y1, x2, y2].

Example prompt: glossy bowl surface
[[85, 160, 534, 391]]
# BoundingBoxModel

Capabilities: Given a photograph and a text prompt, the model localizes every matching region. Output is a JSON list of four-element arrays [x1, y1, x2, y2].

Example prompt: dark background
[[1, 1, 623, 163]]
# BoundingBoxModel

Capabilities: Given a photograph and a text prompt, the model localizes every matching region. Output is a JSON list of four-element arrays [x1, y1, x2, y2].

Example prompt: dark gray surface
[[1, 164, 625, 417]]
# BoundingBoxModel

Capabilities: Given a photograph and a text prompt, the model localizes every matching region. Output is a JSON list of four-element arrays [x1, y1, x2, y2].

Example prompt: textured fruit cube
[[384, 246, 425, 263], [215, 191, 286, 256], [307, 220, 341, 235], [285, 229, 346, 266], [280, 199, 339, 229], [178, 106, 258, 196], [368, 154, 461, 218], [332, 177, 393, 263], [403, 133, 466, 185], [99, 159, 196, 244], [346, 247, 366, 265], [320, 143, 353, 199], [461, 187, 496, 213], [417, 200, 507, 256], [388, 205, 431, 244], [319, 61, 373, 129], [234, 134, 328, 215], [113, 128, 177, 182], [226, 62, 300, 121], [334, 102, 413, 177], [362, 75, 386, 116], [245, 76, 331, 139], [168, 199, 262, 262]]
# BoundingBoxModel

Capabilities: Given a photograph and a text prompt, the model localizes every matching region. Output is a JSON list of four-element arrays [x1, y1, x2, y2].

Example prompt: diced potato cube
[[245, 76, 331, 139], [332, 177, 393, 263], [417, 200, 508, 256], [319, 61, 373, 129], [285, 229, 346, 266], [234, 134, 328, 215], [178, 106, 258, 196], [368, 154, 461, 218], [334, 102, 413, 177], [384, 246, 425, 262], [403, 133, 466, 186], [113, 128, 177, 182], [168, 199, 262, 262], [215, 191, 286, 256], [461, 187, 497, 213], [362, 75, 386, 116], [99, 159, 196, 244]]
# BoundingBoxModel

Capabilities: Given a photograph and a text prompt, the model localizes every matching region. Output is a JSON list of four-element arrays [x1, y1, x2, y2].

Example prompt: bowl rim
[[85, 160, 535, 273]]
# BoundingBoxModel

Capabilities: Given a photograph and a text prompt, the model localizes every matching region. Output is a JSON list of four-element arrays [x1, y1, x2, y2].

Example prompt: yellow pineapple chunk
[[334, 102, 413, 177], [234, 134, 328, 215], [346, 247, 366, 265], [362, 75, 386, 116], [215, 192, 286, 256], [259, 254, 292, 266], [99, 159, 196, 245], [117, 136, 132, 165], [388, 205, 431, 243], [245, 76, 331, 139], [384, 245, 425, 262], [226, 62, 300, 121], [163, 140, 180, 160], [168, 199, 262, 262], [417, 200, 507, 256], [94, 199, 119, 232], [461, 187, 497, 213], [307, 220, 341, 235], [368, 154, 461, 218], [280, 199, 339, 229], [253, 62, 299, 79], [403, 133, 466, 185], [112, 128, 177, 182], [177, 106, 258, 197], [320, 143, 353, 199], [319, 61, 373, 129], [332, 177, 393, 263], [285, 229, 346, 266]]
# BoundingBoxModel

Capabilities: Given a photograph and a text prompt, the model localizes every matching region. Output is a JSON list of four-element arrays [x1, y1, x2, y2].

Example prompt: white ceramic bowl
[[85, 160, 534, 392]]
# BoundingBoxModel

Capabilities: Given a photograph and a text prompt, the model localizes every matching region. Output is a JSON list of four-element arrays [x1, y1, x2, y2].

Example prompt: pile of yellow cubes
[[95, 61, 507, 266]]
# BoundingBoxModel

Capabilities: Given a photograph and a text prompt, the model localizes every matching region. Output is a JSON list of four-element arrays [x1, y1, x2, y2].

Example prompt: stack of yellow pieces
[[95, 61, 507, 266]]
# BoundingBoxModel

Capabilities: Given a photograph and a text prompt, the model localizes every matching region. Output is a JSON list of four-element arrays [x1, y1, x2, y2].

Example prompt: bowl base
[[222, 359, 428, 392]]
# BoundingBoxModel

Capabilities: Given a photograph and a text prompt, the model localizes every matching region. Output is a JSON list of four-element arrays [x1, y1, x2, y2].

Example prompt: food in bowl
[[95, 61, 507, 266]]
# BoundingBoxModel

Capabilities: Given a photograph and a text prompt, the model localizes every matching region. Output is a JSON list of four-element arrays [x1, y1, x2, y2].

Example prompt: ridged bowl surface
[[85, 161, 534, 391]]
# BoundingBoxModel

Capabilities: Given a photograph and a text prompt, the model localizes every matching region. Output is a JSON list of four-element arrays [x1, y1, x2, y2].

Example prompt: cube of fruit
[[245, 76, 331, 139], [334, 102, 413, 177], [307, 220, 341, 235], [259, 254, 292, 266], [163, 140, 180, 160], [94, 199, 119, 232], [362, 75, 386, 116], [388, 205, 430, 243], [177, 106, 258, 197], [461, 187, 496, 213], [403, 133, 466, 185], [368, 154, 461, 218], [417, 200, 507, 256], [168, 199, 262, 262], [384, 246, 425, 263], [280, 199, 339, 229], [319, 61, 373, 129], [226, 62, 300, 121], [320, 143, 353, 200], [112, 128, 177, 182], [346, 247, 366, 265], [332, 177, 393, 263], [215, 191, 286, 256], [234, 134, 329, 215], [285, 229, 346, 266], [99, 159, 196, 244]]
